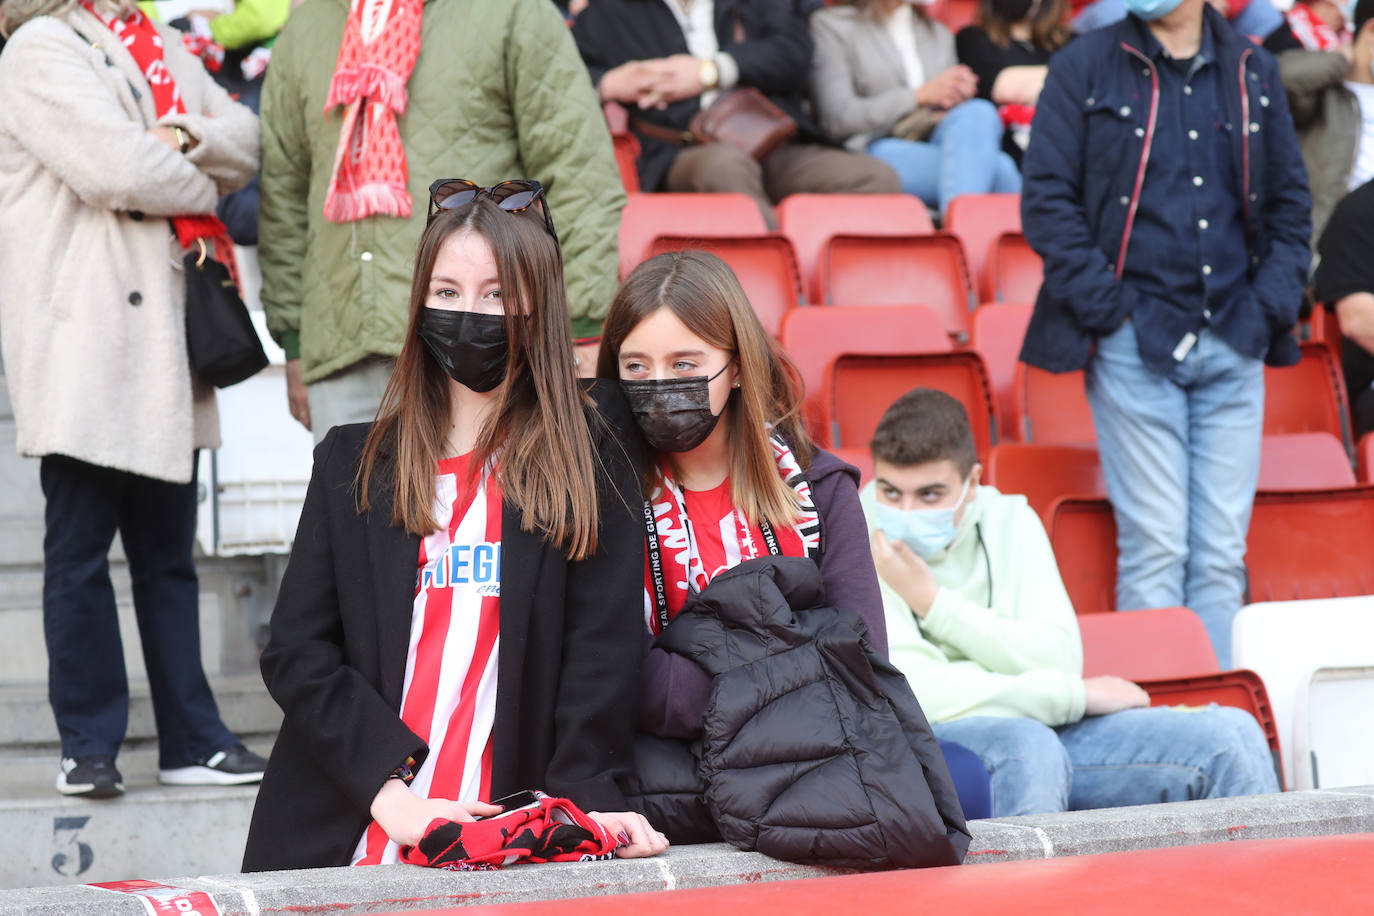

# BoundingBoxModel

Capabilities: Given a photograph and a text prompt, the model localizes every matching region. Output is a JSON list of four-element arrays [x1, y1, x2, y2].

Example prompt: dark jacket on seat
[[1018, 6, 1311, 374], [631, 556, 969, 869]]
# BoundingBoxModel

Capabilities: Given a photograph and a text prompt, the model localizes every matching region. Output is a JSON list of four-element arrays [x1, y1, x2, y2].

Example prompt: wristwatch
[[174, 127, 190, 154], [699, 57, 720, 91]]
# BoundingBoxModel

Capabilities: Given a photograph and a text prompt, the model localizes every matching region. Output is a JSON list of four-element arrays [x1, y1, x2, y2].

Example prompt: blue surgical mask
[[875, 478, 972, 560], [1123, 0, 1185, 20]]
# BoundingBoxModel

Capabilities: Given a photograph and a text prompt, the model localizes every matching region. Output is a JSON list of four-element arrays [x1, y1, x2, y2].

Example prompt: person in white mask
[[859, 388, 1280, 817]]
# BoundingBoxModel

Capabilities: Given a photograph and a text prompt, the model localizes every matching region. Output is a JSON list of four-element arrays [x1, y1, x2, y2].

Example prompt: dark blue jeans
[[40, 454, 236, 768]]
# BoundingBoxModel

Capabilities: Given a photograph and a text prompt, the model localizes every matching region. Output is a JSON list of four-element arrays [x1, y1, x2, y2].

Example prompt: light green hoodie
[[859, 483, 1087, 727]]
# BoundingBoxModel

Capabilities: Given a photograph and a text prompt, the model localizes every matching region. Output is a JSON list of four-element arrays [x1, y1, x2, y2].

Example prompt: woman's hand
[[916, 65, 978, 110], [369, 778, 501, 849], [148, 125, 199, 152], [588, 810, 670, 858]]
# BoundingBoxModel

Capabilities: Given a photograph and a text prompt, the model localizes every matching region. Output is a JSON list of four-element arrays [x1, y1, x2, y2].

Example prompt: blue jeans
[[40, 455, 237, 768], [1085, 323, 1263, 668], [933, 706, 1278, 817], [939, 740, 993, 820], [1073, 0, 1282, 34], [866, 98, 1021, 216]]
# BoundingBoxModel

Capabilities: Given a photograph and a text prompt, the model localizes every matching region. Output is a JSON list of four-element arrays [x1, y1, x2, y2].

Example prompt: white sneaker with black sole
[[57, 756, 125, 799], [158, 745, 268, 786]]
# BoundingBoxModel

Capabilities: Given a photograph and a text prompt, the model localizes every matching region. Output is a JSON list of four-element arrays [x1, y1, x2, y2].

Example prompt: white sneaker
[[158, 746, 267, 786]]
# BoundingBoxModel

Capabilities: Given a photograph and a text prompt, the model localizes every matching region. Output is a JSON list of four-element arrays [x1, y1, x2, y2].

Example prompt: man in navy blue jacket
[[1018, 0, 1311, 667]]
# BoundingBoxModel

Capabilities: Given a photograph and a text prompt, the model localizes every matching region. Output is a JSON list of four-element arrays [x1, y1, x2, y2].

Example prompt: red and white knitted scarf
[[322, 0, 423, 222], [643, 435, 821, 635], [81, 2, 231, 257]]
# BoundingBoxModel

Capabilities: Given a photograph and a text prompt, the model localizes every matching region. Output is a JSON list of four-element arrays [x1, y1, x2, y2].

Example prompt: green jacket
[[260, 0, 623, 381], [860, 483, 1087, 727]]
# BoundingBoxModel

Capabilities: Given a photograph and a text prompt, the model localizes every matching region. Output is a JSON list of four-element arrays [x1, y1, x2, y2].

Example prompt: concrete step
[[0, 748, 268, 891], [0, 676, 281, 750]]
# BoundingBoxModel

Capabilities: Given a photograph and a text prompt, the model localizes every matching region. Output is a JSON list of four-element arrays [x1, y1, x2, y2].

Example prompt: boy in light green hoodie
[[859, 389, 1279, 816]]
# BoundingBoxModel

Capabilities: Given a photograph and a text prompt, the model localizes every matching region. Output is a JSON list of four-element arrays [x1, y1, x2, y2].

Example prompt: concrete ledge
[[2, 787, 1372, 914]]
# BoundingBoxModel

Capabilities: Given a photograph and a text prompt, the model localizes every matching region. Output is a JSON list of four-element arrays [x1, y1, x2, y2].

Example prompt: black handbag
[[184, 241, 268, 388]]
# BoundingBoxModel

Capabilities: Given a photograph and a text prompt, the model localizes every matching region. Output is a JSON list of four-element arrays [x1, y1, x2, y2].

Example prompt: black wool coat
[[241, 381, 644, 871]]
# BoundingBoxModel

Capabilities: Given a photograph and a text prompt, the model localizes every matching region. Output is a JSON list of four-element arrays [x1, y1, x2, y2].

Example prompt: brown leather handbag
[[688, 87, 797, 161]]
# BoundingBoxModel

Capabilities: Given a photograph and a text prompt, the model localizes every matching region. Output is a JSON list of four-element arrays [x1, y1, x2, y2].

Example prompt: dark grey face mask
[[620, 363, 731, 453], [416, 307, 509, 393]]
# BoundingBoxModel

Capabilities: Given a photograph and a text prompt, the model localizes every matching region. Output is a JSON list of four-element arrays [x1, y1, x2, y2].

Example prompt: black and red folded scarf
[[399, 793, 617, 871]]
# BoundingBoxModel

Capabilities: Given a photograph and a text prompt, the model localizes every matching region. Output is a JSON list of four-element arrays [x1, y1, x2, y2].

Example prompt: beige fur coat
[[0, 4, 259, 483]]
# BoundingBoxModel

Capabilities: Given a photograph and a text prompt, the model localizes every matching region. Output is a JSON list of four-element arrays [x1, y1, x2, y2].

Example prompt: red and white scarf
[[643, 435, 821, 636], [81, 2, 232, 263], [322, 0, 423, 222]]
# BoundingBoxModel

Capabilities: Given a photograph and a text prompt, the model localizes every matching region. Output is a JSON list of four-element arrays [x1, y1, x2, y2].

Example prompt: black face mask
[[416, 307, 510, 393], [621, 364, 732, 453], [993, 0, 1035, 21]]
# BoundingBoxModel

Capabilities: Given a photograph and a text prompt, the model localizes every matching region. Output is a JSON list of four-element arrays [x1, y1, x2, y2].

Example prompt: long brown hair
[[980, 0, 1071, 50], [356, 200, 602, 560], [597, 251, 815, 528]]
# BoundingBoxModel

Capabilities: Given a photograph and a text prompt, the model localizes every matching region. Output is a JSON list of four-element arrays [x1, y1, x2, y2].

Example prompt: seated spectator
[[859, 389, 1281, 817], [810, 0, 1020, 216], [572, 0, 899, 229], [1315, 179, 1374, 436], [1283, 0, 1374, 243], [1284, 0, 1351, 49], [956, 0, 1073, 165]]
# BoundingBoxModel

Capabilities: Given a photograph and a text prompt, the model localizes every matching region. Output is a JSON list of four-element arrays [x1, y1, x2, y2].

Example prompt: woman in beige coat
[[0, 0, 265, 798]]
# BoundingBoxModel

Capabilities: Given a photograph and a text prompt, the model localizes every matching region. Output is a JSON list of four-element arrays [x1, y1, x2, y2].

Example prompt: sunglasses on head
[[426, 178, 560, 246]]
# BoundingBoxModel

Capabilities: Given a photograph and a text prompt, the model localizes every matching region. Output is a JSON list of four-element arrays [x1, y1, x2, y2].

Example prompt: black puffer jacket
[[638, 556, 969, 869]]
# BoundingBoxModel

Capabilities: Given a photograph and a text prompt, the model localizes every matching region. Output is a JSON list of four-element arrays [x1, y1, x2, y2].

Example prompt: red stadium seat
[[822, 352, 998, 458], [989, 232, 1042, 304], [983, 444, 1104, 531], [1048, 496, 1117, 615], [971, 303, 1033, 442], [1360, 433, 1374, 483], [1078, 607, 1219, 679], [619, 193, 768, 278], [1246, 486, 1374, 602], [1257, 433, 1356, 490], [776, 194, 935, 304], [945, 193, 1020, 303], [780, 305, 952, 446], [602, 102, 641, 194], [646, 235, 803, 337], [928, 0, 981, 33], [820, 234, 975, 341], [1013, 362, 1096, 445], [1263, 341, 1353, 454], [832, 447, 875, 485]]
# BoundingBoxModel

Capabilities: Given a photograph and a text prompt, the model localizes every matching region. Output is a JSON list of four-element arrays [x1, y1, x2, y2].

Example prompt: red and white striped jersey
[[352, 453, 503, 866]]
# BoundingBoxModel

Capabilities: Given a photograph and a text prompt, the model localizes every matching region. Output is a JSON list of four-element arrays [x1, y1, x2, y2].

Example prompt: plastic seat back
[[1257, 433, 1356, 490], [984, 444, 1104, 531], [823, 352, 998, 458], [1263, 342, 1353, 454], [929, 0, 981, 35], [780, 305, 952, 446], [1360, 433, 1374, 483], [602, 102, 641, 194], [971, 303, 1033, 442], [831, 447, 875, 485], [1246, 486, 1374, 602], [1078, 607, 1219, 680], [1013, 362, 1097, 445], [776, 194, 934, 304], [619, 193, 768, 278], [821, 234, 975, 341], [990, 232, 1042, 303], [1048, 496, 1117, 615], [647, 235, 803, 337], [946, 193, 1020, 302]]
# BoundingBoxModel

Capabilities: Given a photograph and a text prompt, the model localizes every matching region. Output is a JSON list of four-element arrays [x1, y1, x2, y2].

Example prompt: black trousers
[[40, 454, 235, 768]]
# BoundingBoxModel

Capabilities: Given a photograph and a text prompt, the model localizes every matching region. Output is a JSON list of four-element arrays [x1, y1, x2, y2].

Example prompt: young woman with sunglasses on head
[[242, 180, 667, 871], [596, 250, 890, 742]]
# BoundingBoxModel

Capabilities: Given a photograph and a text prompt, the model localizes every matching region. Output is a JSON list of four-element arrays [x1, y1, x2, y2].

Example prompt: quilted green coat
[[260, 0, 623, 382]]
